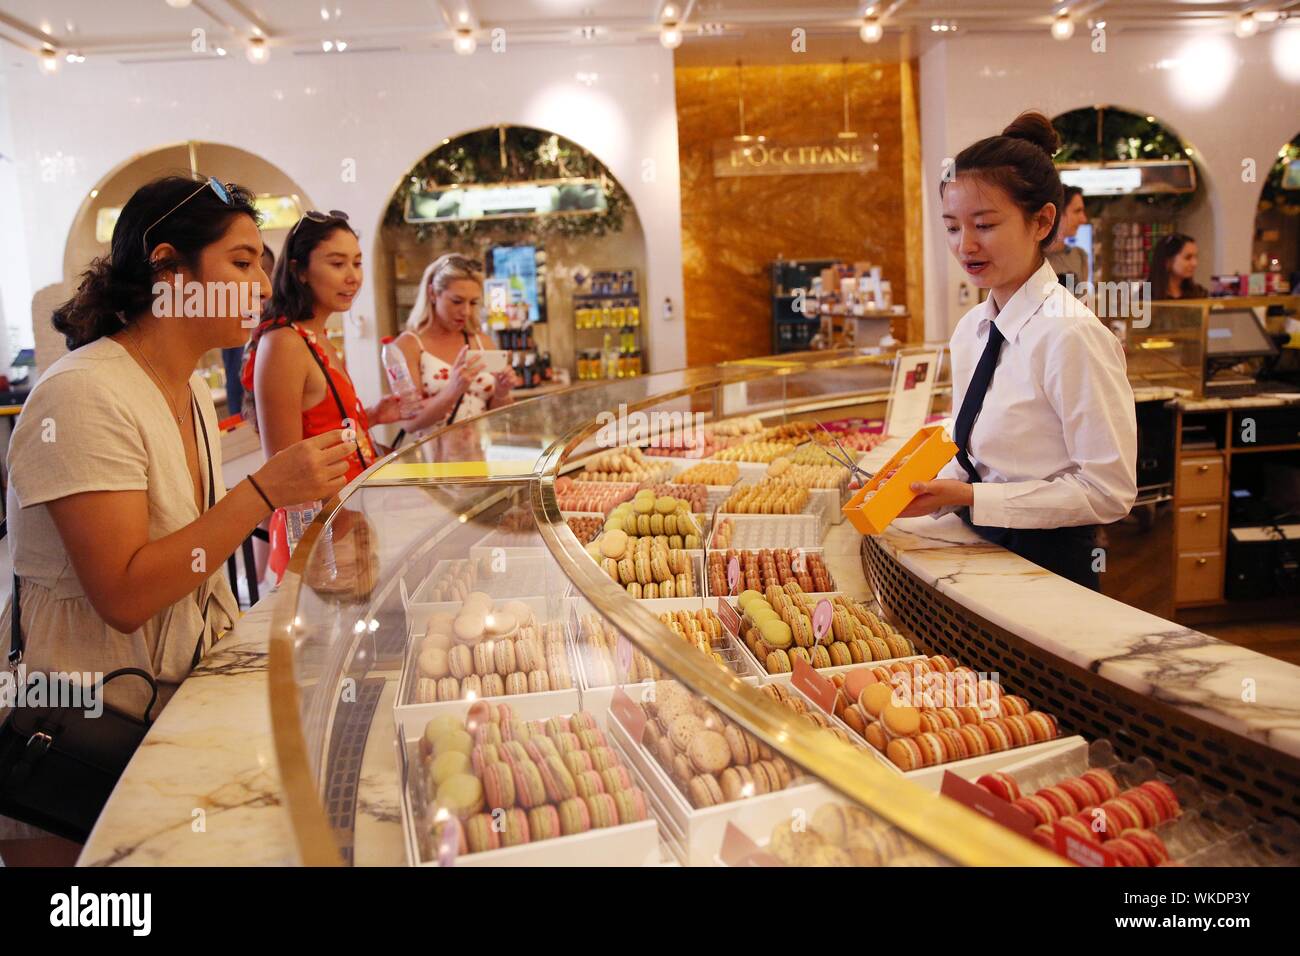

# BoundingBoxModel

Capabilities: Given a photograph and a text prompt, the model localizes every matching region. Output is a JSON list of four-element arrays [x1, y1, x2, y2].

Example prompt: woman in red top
[[243, 211, 445, 487]]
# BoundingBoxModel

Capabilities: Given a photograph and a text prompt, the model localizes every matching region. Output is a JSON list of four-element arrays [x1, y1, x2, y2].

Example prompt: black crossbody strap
[[9, 571, 21, 668], [296, 326, 369, 469], [192, 392, 217, 669]]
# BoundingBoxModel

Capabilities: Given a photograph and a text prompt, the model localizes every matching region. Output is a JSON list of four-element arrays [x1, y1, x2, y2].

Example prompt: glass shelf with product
[[573, 269, 644, 381], [269, 350, 1283, 868]]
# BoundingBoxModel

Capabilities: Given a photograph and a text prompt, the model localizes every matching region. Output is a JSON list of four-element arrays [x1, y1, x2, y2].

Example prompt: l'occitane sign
[[713, 139, 878, 177]]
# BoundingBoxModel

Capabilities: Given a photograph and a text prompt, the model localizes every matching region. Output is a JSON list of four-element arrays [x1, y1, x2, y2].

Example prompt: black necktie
[[954, 321, 1005, 483]]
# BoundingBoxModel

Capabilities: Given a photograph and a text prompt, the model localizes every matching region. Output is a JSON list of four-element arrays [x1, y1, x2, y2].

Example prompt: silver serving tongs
[[815, 423, 874, 484]]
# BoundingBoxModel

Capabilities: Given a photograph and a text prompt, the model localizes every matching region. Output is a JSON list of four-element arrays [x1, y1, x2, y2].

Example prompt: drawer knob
[[1197, 464, 1210, 473], [1197, 511, 1208, 520], [1196, 557, 1208, 566]]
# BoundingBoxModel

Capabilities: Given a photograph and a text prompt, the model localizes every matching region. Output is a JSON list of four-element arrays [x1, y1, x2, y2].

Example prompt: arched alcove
[[1252, 132, 1300, 284], [373, 125, 650, 382], [1051, 106, 1206, 287]]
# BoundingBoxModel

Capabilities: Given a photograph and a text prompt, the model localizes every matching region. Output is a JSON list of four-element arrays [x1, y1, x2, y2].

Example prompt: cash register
[[1203, 308, 1293, 398]]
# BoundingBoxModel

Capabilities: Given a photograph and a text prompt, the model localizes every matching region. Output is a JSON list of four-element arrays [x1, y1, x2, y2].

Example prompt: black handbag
[[0, 391, 215, 843]]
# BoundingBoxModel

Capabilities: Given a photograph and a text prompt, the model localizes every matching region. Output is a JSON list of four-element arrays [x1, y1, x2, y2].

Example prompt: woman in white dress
[[393, 254, 515, 426]]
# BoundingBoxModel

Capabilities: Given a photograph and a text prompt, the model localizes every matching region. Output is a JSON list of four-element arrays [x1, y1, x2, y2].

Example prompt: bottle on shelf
[[380, 335, 421, 418]]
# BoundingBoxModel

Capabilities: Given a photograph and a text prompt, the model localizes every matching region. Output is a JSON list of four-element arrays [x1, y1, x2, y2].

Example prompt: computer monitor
[[1205, 309, 1276, 360]]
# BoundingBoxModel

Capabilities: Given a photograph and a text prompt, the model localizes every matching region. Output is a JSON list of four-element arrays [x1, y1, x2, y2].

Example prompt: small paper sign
[[436, 817, 462, 867], [719, 822, 783, 867], [718, 598, 742, 636], [939, 771, 1035, 838], [727, 556, 740, 595], [616, 634, 633, 681], [791, 655, 837, 714], [464, 700, 490, 736], [812, 599, 833, 643], [610, 686, 647, 743], [1053, 822, 1116, 867]]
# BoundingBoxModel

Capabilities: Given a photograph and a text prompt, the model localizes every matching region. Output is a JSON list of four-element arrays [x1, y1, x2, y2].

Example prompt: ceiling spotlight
[[39, 46, 59, 73], [457, 10, 470, 24], [860, 17, 883, 43], [579, 25, 597, 40], [322, 40, 333, 52], [64, 52, 85, 63], [246, 36, 269, 64], [1234, 12, 1259, 38], [165, 0, 194, 7], [662, 4, 678, 20], [453, 29, 477, 55], [660, 22, 683, 49], [216, 47, 226, 56], [336, 40, 347, 51], [1051, 14, 1075, 41]]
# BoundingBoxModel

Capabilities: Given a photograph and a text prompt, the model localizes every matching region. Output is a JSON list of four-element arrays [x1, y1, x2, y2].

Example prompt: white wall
[[0, 66, 32, 361], [920, 24, 1300, 339], [0, 42, 686, 399]]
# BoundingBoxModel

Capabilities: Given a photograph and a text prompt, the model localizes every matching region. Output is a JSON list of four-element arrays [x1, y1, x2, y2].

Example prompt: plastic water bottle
[[284, 501, 321, 555], [381, 335, 421, 418]]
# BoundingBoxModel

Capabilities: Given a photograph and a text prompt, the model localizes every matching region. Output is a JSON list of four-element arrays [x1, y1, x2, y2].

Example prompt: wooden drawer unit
[[1177, 455, 1224, 502], [1176, 551, 1223, 604], [1176, 503, 1223, 552]]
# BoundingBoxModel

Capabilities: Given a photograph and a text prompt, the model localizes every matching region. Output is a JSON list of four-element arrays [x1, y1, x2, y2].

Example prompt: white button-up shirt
[[936, 259, 1138, 528]]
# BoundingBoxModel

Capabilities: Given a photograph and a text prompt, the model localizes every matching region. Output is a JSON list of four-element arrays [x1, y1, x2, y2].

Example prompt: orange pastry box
[[842, 425, 958, 535]]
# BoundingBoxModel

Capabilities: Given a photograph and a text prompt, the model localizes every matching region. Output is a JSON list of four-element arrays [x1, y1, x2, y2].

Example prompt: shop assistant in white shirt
[[935, 259, 1137, 528]]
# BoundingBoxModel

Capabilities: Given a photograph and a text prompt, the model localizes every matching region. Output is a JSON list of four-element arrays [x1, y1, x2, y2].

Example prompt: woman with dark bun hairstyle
[[1, 177, 356, 753], [899, 112, 1137, 589]]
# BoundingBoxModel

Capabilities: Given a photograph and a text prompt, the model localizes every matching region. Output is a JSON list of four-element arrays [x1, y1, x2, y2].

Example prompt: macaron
[[864, 720, 888, 751], [1059, 777, 1099, 811], [886, 737, 924, 771], [421, 715, 463, 751], [1081, 768, 1120, 802], [1011, 794, 1058, 827], [464, 813, 500, 853], [688, 773, 724, 808], [501, 808, 530, 847], [558, 797, 591, 835], [435, 728, 473, 758], [1024, 711, 1058, 742], [1106, 836, 1150, 867], [1121, 827, 1169, 866], [569, 711, 599, 732], [599, 529, 629, 559], [915, 732, 946, 767], [539, 755, 578, 803], [613, 787, 648, 824], [976, 771, 1021, 802], [1037, 785, 1080, 818], [428, 750, 471, 788], [435, 773, 484, 819], [1119, 789, 1163, 829], [958, 724, 989, 757], [585, 792, 620, 828], [600, 766, 633, 793], [1056, 815, 1098, 846], [979, 720, 1012, 752], [759, 618, 793, 649], [1138, 780, 1181, 821], [574, 771, 605, 799], [1099, 798, 1144, 835], [527, 805, 561, 841], [481, 760, 516, 810], [511, 760, 547, 809], [881, 704, 921, 737], [453, 612, 487, 645], [860, 682, 895, 717]]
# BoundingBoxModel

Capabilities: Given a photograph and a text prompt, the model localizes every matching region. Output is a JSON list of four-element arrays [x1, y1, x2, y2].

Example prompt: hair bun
[[1001, 111, 1060, 157]]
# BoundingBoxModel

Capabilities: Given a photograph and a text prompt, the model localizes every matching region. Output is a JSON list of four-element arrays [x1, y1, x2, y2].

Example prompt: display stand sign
[[610, 687, 647, 743], [939, 771, 1035, 838], [791, 655, 837, 715], [884, 347, 945, 440], [1053, 823, 1117, 867], [718, 597, 742, 637], [719, 822, 782, 867]]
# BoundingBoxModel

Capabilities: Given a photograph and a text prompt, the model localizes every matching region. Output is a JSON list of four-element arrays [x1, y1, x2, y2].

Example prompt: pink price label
[[464, 700, 490, 736], [616, 635, 633, 677], [812, 599, 833, 642], [727, 557, 740, 595]]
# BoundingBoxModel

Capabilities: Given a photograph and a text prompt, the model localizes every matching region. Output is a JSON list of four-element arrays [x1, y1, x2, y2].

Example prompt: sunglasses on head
[[141, 176, 234, 259], [288, 209, 350, 243]]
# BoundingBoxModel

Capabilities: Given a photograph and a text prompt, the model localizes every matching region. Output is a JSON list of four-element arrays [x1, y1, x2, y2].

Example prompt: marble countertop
[[1167, 392, 1300, 412], [1131, 386, 1192, 403], [859, 437, 1300, 760]]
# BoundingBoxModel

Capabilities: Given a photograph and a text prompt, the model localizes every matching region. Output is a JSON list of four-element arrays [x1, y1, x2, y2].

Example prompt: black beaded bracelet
[[246, 474, 276, 512]]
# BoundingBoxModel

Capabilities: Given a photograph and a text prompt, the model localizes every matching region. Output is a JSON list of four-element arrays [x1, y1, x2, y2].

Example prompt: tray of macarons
[[708, 514, 824, 551], [725, 584, 920, 678], [605, 679, 834, 866], [579, 518, 703, 602], [399, 702, 661, 866], [718, 800, 948, 867], [826, 654, 1085, 790], [412, 553, 560, 604], [970, 739, 1300, 866], [396, 593, 581, 735]]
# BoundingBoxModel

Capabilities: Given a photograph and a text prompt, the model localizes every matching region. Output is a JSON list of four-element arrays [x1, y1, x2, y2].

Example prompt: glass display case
[[268, 350, 1066, 867]]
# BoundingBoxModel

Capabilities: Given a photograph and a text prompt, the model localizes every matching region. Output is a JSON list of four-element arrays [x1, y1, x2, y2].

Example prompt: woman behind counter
[[901, 111, 1138, 590], [1149, 233, 1208, 301]]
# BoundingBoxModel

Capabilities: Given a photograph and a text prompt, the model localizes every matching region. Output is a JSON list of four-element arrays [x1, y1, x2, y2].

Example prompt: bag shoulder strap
[[9, 571, 21, 667], [293, 325, 369, 469]]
